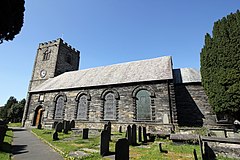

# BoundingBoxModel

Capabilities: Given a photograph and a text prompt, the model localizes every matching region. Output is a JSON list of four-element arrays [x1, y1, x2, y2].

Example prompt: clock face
[[40, 70, 47, 78]]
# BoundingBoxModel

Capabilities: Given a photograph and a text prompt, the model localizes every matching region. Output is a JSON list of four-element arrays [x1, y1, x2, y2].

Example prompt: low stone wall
[[74, 121, 173, 132]]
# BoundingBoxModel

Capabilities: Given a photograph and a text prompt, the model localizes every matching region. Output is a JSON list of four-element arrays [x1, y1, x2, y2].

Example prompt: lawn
[[32, 128, 204, 160], [0, 128, 13, 160]]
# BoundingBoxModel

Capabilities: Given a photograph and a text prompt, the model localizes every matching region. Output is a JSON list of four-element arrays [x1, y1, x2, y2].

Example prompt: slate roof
[[31, 56, 173, 92], [173, 68, 201, 84]]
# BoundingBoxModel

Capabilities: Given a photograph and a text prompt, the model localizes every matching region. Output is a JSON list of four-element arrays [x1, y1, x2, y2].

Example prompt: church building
[[22, 38, 216, 131]]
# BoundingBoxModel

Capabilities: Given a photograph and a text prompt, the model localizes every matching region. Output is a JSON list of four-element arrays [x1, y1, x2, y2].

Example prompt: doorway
[[33, 106, 44, 126]]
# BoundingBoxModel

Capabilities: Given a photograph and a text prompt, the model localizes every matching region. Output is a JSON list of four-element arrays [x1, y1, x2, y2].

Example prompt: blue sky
[[0, 0, 239, 105]]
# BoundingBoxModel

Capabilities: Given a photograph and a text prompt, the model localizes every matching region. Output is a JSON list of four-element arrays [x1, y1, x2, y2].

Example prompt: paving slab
[[11, 127, 63, 160]]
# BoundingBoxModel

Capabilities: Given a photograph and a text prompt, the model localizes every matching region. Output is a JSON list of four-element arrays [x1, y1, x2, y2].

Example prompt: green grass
[[7, 123, 22, 127], [0, 129, 13, 160], [32, 129, 240, 160]]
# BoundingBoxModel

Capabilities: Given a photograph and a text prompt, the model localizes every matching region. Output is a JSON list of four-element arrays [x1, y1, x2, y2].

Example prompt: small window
[[43, 49, 51, 61]]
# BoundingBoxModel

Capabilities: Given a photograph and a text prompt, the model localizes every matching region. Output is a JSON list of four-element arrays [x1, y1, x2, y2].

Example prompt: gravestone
[[204, 142, 216, 160], [63, 121, 69, 134], [119, 126, 122, 133], [67, 121, 71, 131], [127, 125, 132, 145], [107, 121, 111, 141], [83, 128, 89, 139], [193, 149, 198, 160], [132, 124, 137, 146], [159, 143, 168, 153], [55, 122, 63, 132], [52, 121, 58, 129], [138, 126, 142, 143], [142, 127, 147, 144], [37, 123, 42, 129], [70, 120, 75, 129], [100, 130, 109, 156], [115, 138, 129, 160], [53, 131, 59, 141], [104, 124, 108, 130], [198, 135, 204, 160]]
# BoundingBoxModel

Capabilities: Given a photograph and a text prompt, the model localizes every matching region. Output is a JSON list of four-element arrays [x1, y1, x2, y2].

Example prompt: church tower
[[29, 38, 80, 91]]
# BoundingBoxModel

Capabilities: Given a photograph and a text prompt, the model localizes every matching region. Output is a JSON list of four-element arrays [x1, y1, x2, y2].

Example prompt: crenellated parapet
[[38, 38, 80, 54]]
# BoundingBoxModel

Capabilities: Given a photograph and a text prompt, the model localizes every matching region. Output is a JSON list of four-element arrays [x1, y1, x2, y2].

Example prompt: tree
[[0, 96, 25, 123], [200, 10, 240, 119], [0, 0, 25, 43]]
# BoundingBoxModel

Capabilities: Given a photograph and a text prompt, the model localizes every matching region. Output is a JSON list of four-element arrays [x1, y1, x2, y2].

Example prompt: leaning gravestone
[[142, 127, 147, 144], [53, 131, 59, 141], [132, 124, 137, 146], [115, 138, 129, 160], [100, 130, 109, 156], [82, 128, 89, 139], [138, 126, 142, 143], [127, 125, 132, 145], [55, 122, 63, 132]]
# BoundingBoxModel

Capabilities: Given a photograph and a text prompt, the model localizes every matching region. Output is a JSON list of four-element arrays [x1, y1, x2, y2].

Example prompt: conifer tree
[[0, 0, 25, 43], [200, 10, 240, 119]]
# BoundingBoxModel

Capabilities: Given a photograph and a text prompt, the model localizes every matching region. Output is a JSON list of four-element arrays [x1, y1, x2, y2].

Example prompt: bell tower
[[29, 38, 80, 91]]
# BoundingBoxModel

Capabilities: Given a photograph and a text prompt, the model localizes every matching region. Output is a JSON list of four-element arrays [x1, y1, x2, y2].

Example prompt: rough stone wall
[[55, 42, 80, 76], [175, 83, 216, 127], [25, 81, 174, 131]]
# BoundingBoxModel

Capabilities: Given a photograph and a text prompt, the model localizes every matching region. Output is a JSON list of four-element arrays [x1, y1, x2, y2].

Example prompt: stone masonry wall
[[25, 81, 174, 131], [175, 83, 216, 127]]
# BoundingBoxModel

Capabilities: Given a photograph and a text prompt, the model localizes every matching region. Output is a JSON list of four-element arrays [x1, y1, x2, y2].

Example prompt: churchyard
[[30, 121, 239, 160]]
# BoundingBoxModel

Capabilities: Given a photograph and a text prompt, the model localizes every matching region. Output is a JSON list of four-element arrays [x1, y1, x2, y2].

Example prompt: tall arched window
[[136, 90, 151, 121], [77, 95, 88, 120], [104, 92, 117, 120], [54, 96, 65, 119]]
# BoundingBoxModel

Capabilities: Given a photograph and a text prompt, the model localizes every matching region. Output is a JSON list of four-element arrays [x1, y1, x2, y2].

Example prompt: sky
[[0, 0, 239, 106]]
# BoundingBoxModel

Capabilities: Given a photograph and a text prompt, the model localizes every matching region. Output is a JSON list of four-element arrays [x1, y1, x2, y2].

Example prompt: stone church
[[22, 38, 216, 131]]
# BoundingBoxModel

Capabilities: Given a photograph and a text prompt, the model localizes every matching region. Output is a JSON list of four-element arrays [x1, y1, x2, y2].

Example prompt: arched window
[[54, 96, 65, 119], [76, 95, 88, 120], [104, 92, 117, 120], [136, 90, 151, 121]]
